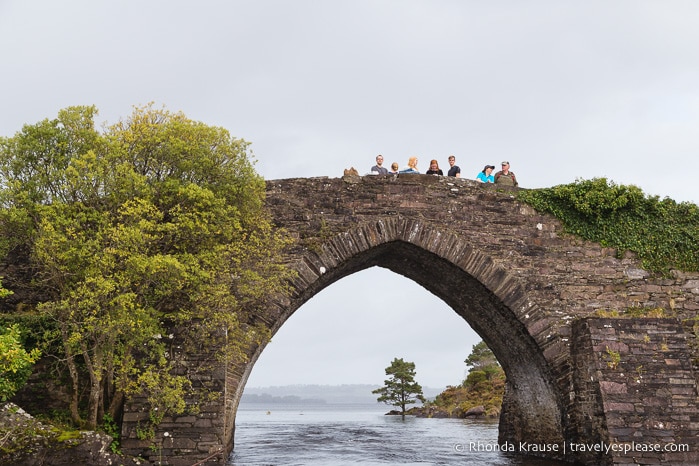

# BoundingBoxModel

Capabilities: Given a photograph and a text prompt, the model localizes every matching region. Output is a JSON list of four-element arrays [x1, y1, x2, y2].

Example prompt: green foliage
[[101, 413, 121, 454], [55, 429, 82, 441], [0, 280, 12, 300], [372, 357, 426, 417], [462, 341, 504, 389], [36, 409, 72, 427], [427, 341, 505, 418], [517, 178, 699, 273], [0, 324, 41, 401], [430, 380, 505, 418], [593, 306, 671, 318], [464, 341, 499, 373], [136, 421, 155, 441], [0, 104, 294, 430], [605, 346, 621, 369], [464, 370, 487, 386]]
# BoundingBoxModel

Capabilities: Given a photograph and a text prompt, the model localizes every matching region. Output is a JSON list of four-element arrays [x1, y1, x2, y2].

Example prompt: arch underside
[[237, 220, 570, 459]]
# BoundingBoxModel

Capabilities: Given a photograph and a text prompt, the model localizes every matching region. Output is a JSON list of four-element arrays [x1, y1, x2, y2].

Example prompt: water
[[229, 403, 568, 465]]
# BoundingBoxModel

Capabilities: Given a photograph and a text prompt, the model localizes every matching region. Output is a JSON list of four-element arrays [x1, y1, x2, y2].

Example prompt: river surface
[[228, 403, 569, 465]]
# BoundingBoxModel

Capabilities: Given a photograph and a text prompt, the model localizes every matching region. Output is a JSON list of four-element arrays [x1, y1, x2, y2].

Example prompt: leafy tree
[[372, 357, 426, 418], [464, 341, 498, 372], [0, 324, 41, 401], [0, 104, 293, 430], [463, 341, 504, 386], [0, 280, 11, 300], [0, 279, 40, 402], [0, 279, 41, 401]]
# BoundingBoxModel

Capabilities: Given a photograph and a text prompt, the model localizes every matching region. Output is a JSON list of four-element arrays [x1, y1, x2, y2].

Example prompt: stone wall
[[119, 323, 230, 465], [570, 318, 699, 465], [69, 175, 699, 464]]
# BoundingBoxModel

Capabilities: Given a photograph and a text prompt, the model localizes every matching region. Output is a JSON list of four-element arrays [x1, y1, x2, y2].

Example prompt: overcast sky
[[2, 1, 699, 389]]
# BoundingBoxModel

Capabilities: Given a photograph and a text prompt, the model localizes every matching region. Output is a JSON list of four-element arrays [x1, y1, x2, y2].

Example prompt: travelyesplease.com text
[[453, 441, 690, 455]]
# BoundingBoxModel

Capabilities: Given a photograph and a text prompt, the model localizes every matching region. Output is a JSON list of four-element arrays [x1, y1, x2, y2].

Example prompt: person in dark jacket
[[494, 161, 518, 186], [426, 159, 443, 175]]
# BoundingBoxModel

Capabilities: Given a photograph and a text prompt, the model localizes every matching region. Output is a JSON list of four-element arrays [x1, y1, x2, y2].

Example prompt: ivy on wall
[[517, 178, 699, 274]]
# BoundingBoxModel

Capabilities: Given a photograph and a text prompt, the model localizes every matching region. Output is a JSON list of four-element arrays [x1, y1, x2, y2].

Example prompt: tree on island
[[372, 357, 426, 419], [423, 341, 505, 418], [463, 340, 503, 385]]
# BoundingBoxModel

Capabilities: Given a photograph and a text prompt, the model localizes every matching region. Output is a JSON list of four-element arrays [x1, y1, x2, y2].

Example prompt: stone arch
[[234, 218, 566, 456], [118, 175, 699, 465], [118, 176, 699, 465]]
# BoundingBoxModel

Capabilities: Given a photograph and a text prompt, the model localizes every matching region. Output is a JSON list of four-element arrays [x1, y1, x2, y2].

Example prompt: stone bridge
[[122, 175, 699, 465]]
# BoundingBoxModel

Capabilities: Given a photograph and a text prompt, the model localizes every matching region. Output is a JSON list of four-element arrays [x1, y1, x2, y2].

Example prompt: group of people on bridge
[[369, 155, 518, 187]]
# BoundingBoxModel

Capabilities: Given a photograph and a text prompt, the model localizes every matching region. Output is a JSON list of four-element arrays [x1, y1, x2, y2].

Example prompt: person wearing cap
[[476, 165, 495, 183], [494, 161, 518, 186], [447, 155, 461, 177]]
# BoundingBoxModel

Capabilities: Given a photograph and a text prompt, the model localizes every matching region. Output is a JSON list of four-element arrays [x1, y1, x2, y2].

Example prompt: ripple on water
[[229, 405, 569, 466]]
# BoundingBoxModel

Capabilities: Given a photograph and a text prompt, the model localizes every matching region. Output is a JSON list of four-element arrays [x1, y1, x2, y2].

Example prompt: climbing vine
[[517, 178, 699, 274]]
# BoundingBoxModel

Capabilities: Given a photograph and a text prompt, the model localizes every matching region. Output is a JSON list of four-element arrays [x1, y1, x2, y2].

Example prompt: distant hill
[[241, 384, 443, 405], [241, 393, 328, 405]]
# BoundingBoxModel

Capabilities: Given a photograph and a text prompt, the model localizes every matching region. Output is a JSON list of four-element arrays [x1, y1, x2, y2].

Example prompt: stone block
[[641, 397, 666, 407], [668, 377, 696, 385], [599, 381, 627, 395], [122, 412, 149, 422], [166, 457, 213, 466], [670, 387, 697, 395], [197, 441, 225, 453], [681, 279, 699, 290], [175, 415, 198, 423], [194, 418, 213, 428], [165, 437, 197, 449], [603, 402, 636, 412]]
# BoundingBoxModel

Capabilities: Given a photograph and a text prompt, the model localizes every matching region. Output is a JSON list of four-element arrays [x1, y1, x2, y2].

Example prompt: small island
[[376, 342, 504, 419]]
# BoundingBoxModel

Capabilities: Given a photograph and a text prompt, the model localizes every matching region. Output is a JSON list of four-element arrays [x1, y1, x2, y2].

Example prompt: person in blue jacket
[[399, 156, 420, 174], [476, 165, 495, 183]]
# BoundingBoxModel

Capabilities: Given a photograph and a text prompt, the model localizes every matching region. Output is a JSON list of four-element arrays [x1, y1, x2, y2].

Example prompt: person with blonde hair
[[388, 162, 399, 174], [399, 156, 420, 174]]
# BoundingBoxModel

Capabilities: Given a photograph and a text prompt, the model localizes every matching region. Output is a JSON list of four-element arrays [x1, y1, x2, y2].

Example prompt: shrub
[[0, 324, 41, 401], [518, 178, 699, 274]]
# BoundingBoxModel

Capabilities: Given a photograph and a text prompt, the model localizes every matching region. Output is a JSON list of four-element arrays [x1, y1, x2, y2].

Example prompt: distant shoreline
[[242, 384, 443, 405], [241, 393, 327, 404]]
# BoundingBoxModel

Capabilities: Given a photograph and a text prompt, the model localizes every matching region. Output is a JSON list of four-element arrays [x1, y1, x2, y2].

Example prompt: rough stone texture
[[570, 318, 699, 465], [114, 175, 699, 464], [119, 322, 229, 465], [0, 402, 139, 466]]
